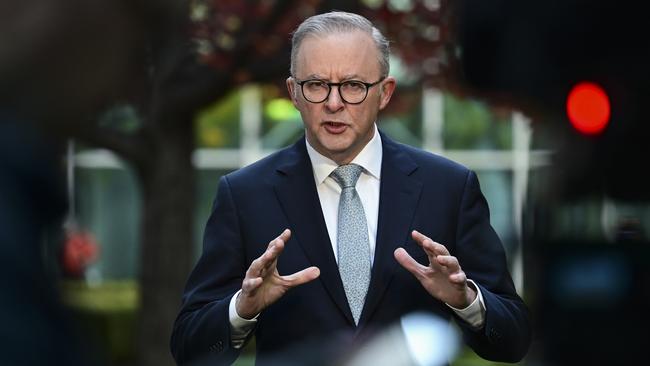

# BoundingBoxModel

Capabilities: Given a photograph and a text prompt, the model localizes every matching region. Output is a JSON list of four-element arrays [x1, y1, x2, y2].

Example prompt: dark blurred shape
[[459, 3, 650, 363], [0, 115, 90, 365], [615, 216, 645, 242], [533, 241, 650, 365], [457, 0, 650, 201], [1, 0, 149, 364], [0, 0, 147, 123]]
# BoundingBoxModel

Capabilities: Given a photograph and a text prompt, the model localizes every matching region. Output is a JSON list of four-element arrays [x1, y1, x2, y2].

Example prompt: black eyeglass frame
[[293, 77, 386, 105]]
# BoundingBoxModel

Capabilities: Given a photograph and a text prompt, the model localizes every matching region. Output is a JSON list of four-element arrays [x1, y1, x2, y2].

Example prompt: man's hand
[[235, 229, 320, 319], [394, 230, 476, 309]]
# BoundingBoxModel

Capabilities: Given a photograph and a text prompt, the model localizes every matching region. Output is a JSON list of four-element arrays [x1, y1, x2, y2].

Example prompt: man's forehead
[[294, 31, 381, 76]]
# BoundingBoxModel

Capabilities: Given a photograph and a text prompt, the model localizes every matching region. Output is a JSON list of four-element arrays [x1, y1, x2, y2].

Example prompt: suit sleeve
[[170, 176, 250, 365], [453, 170, 532, 362]]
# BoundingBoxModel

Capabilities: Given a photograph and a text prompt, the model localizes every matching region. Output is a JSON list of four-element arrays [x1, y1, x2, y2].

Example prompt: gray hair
[[290, 11, 390, 78]]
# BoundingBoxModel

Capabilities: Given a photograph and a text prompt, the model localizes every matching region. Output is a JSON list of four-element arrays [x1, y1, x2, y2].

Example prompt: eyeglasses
[[294, 77, 386, 104]]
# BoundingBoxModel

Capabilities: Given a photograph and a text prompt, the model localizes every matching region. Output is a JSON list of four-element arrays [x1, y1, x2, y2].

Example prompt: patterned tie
[[331, 164, 371, 325]]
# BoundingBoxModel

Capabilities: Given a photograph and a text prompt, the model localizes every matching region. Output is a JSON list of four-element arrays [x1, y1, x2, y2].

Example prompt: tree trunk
[[136, 123, 194, 366]]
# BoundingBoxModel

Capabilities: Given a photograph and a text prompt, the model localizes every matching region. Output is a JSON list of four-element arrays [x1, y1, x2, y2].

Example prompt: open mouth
[[323, 121, 348, 134]]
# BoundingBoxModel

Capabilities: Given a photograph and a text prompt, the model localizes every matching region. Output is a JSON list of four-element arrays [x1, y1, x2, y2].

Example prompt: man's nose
[[324, 85, 345, 111]]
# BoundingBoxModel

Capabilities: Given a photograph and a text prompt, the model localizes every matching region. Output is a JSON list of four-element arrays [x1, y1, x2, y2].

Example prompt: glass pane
[[75, 167, 141, 280], [475, 170, 517, 259]]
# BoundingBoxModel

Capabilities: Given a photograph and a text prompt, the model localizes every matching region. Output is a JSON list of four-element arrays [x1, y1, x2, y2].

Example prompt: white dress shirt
[[228, 125, 485, 348], [306, 124, 382, 264]]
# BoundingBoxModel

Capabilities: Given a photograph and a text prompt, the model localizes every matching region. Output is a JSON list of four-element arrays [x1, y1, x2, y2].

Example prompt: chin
[[321, 138, 353, 153]]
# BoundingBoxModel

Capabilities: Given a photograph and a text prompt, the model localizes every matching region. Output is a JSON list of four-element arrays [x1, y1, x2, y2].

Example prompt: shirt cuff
[[446, 279, 486, 329], [228, 289, 258, 349]]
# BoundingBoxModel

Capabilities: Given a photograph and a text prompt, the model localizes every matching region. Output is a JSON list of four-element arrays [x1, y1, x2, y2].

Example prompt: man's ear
[[378, 76, 397, 110], [286, 77, 299, 107]]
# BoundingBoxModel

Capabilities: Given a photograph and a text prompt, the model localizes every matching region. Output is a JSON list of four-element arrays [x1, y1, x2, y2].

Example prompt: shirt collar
[[306, 124, 382, 185]]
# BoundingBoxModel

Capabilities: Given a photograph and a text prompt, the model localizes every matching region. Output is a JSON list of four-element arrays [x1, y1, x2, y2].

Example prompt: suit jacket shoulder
[[222, 138, 307, 192], [380, 133, 474, 204], [388, 136, 470, 177]]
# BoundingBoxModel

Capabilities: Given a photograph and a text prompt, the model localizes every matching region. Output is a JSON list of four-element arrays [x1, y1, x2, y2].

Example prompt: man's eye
[[343, 81, 365, 91], [305, 81, 327, 89]]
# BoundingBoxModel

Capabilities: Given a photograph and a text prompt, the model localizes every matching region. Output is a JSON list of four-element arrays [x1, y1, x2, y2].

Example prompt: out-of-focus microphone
[[344, 312, 460, 366]]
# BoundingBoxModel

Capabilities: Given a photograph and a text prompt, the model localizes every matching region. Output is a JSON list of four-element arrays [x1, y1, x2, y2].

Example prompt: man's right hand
[[235, 229, 320, 319]]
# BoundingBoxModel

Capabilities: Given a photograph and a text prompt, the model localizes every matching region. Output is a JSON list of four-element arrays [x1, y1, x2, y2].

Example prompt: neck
[[309, 139, 367, 166]]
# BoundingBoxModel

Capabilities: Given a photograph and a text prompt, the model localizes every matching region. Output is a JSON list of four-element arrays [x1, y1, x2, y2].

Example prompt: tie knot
[[331, 164, 363, 188]]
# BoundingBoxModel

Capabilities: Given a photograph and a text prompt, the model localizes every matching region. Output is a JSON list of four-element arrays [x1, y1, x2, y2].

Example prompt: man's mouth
[[323, 121, 348, 134]]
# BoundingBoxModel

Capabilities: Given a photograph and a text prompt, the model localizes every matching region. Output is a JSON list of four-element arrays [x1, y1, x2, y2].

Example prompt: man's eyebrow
[[300, 74, 366, 81]]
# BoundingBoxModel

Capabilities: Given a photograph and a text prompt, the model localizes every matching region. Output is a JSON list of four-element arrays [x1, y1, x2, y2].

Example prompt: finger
[[411, 230, 429, 246], [259, 230, 291, 270], [449, 271, 467, 285], [268, 228, 290, 246], [248, 229, 293, 278], [248, 244, 282, 277], [424, 241, 450, 258], [265, 231, 288, 254], [412, 230, 450, 257], [242, 277, 263, 293], [247, 256, 265, 278], [394, 247, 428, 280], [436, 255, 460, 272], [263, 241, 283, 266], [411, 231, 438, 260], [279, 228, 291, 242], [282, 266, 320, 287]]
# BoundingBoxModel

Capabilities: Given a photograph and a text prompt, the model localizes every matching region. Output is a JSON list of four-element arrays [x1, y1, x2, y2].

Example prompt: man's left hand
[[394, 230, 476, 309]]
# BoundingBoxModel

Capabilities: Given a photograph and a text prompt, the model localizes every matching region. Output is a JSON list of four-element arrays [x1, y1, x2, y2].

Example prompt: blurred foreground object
[[458, 0, 650, 200], [345, 312, 460, 366], [1, 0, 149, 364], [0, 118, 87, 365], [458, 1, 650, 364], [533, 239, 650, 365]]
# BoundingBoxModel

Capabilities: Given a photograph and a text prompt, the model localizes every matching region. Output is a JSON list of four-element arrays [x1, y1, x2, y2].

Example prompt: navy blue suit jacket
[[171, 132, 531, 365]]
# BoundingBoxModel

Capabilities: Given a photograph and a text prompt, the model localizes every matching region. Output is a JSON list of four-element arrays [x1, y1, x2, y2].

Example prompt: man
[[171, 11, 531, 365]]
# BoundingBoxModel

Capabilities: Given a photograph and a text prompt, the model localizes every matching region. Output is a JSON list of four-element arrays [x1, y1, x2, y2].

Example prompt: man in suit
[[171, 11, 531, 365]]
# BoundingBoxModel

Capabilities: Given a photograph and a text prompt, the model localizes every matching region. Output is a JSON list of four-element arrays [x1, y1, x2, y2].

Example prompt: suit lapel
[[272, 139, 355, 325], [359, 133, 422, 326]]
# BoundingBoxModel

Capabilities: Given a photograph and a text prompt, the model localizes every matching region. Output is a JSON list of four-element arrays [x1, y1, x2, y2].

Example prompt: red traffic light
[[566, 82, 610, 135]]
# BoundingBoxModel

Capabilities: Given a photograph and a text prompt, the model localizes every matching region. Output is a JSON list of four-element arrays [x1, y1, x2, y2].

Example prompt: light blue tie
[[331, 164, 371, 325]]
